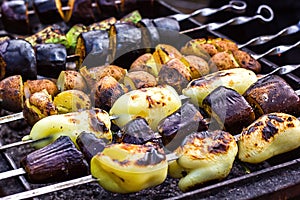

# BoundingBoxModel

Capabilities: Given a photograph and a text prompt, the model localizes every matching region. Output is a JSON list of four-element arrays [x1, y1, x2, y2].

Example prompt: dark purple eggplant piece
[[153, 17, 180, 46], [33, 0, 63, 24], [96, 0, 119, 18], [244, 75, 300, 117], [203, 86, 255, 135], [114, 117, 162, 145], [0, 39, 37, 80], [35, 43, 67, 78], [110, 22, 142, 67], [1, 0, 29, 34], [136, 18, 160, 51], [21, 136, 89, 184], [76, 131, 109, 162], [66, 0, 95, 26], [75, 30, 110, 68], [158, 102, 208, 151]]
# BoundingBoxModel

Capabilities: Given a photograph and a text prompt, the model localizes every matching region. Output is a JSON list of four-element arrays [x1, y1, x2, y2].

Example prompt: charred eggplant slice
[[77, 131, 109, 162], [244, 75, 300, 117], [75, 30, 110, 69], [136, 18, 160, 52], [33, 0, 63, 24], [203, 86, 255, 135], [21, 136, 89, 184], [1, 0, 29, 34], [158, 102, 208, 151], [35, 43, 67, 78], [153, 17, 180, 46], [0, 39, 37, 80], [64, 0, 95, 25], [114, 117, 161, 145]]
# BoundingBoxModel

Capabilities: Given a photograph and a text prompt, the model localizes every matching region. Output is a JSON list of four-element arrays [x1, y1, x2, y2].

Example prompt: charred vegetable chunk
[[53, 89, 91, 114], [109, 85, 182, 130], [153, 17, 180, 46], [24, 79, 58, 99], [35, 43, 67, 78], [119, 10, 142, 24], [91, 76, 127, 111], [0, 75, 24, 112], [57, 70, 88, 92], [0, 39, 37, 80], [136, 18, 160, 51], [203, 86, 255, 135], [123, 71, 157, 90], [88, 17, 117, 31], [64, 0, 95, 25], [130, 53, 159, 77], [1, 0, 29, 34], [114, 117, 160, 145], [184, 55, 209, 79], [23, 89, 58, 126], [21, 136, 89, 183], [91, 143, 167, 193], [66, 24, 87, 54], [183, 68, 258, 107], [238, 113, 300, 163], [75, 30, 110, 68], [168, 130, 237, 192], [158, 58, 192, 94], [158, 102, 208, 151], [77, 131, 108, 162], [25, 25, 69, 48], [22, 108, 112, 148], [244, 75, 300, 117], [33, 0, 63, 24]]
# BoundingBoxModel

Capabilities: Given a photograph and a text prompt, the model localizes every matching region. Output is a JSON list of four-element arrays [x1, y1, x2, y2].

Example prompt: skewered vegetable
[[109, 85, 182, 130], [91, 142, 167, 193], [158, 102, 208, 151], [158, 58, 192, 93], [53, 89, 91, 114], [202, 86, 255, 135], [91, 75, 127, 111], [35, 43, 67, 78], [57, 70, 88, 92], [184, 55, 210, 79], [244, 75, 300, 117], [23, 79, 58, 98], [1, 0, 29, 34], [183, 68, 258, 107], [0, 75, 24, 112], [77, 131, 108, 162], [21, 136, 89, 183], [33, 0, 63, 24], [75, 30, 110, 68], [168, 130, 238, 192], [23, 89, 58, 126], [123, 71, 157, 90], [114, 117, 160, 145], [0, 39, 37, 81], [22, 108, 112, 148], [238, 113, 300, 164], [64, 0, 95, 25], [136, 18, 160, 50], [130, 53, 158, 77]]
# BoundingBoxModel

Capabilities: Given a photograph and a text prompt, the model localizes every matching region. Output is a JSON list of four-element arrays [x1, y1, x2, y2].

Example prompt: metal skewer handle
[[169, 0, 247, 21], [180, 5, 274, 34]]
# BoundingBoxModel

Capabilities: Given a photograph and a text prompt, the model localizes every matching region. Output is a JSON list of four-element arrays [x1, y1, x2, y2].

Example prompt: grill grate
[[0, 0, 300, 199]]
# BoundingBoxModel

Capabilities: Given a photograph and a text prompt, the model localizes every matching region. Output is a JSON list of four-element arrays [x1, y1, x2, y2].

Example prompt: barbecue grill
[[0, 0, 300, 199]]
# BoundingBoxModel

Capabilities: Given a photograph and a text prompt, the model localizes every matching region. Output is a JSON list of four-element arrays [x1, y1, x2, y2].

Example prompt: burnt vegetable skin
[[244, 75, 300, 117], [203, 86, 255, 135], [35, 43, 67, 78], [21, 136, 89, 183], [1, 0, 29, 34], [158, 102, 208, 151], [33, 0, 63, 24], [64, 0, 95, 25], [0, 39, 37, 81]]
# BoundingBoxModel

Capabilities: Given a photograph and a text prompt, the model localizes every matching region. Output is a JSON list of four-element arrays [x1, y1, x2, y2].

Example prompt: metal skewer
[[180, 5, 274, 34], [238, 20, 300, 48], [169, 0, 247, 21]]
